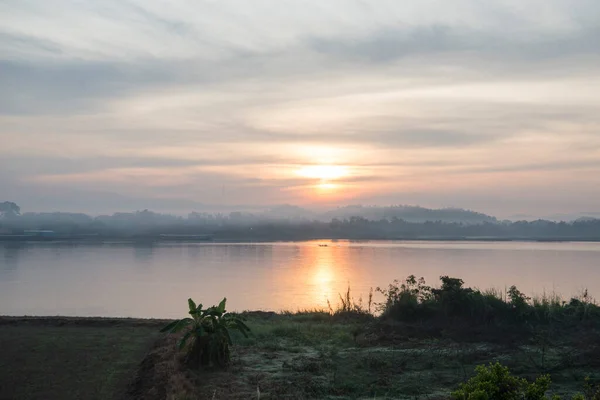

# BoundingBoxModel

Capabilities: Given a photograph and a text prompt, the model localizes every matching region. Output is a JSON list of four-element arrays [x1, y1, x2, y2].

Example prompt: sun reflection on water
[[311, 245, 336, 307], [274, 241, 365, 311]]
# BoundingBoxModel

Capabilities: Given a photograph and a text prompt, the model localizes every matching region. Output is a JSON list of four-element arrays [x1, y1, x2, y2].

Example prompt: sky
[[1, 0, 599, 219]]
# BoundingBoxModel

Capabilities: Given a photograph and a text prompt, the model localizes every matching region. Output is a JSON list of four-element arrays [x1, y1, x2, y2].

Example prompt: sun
[[295, 164, 349, 195]]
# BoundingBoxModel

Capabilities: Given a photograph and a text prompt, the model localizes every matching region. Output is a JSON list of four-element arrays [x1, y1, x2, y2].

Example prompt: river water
[[1, 240, 599, 318]]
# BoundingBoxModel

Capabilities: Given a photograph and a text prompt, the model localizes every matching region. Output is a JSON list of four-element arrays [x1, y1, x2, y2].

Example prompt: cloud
[[3, 1, 600, 116], [1, 0, 600, 217], [0, 60, 157, 114], [306, 24, 600, 65]]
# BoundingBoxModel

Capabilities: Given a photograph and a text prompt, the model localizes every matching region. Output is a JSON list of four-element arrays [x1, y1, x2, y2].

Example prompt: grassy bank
[[2, 276, 600, 399], [122, 276, 600, 399], [129, 312, 599, 399], [1, 314, 598, 400]]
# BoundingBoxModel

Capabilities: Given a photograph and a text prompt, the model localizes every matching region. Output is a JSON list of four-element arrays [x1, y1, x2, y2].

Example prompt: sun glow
[[296, 165, 348, 180], [317, 182, 338, 191]]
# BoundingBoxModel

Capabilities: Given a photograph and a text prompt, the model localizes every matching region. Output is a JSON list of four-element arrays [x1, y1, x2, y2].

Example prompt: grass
[[0, 317, 162, 400], [1, 313, 598, 400], [133, 311, 599, 399], [2, 275, 600, 399], [141, 276, 600, 399]]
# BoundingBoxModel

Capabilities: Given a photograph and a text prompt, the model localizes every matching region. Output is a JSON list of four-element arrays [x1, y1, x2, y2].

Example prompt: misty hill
[[2, 201, 600, 241], [189, 204, 497, 224], [262, 204, 316, 220], [256, 204, 497, 224], [319, 205, 496, 224], [574, 216, 599, 223]]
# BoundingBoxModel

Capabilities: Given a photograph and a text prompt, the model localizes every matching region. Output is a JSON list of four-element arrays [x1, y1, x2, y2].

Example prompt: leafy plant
[[433, 276, 475, 316], [451, 362, 552, 400], [452, 363, 600, 400], [579, 376, 600, 400], [376, 275, 433, 320], [161, 297, 251, 369], [375, 274, 600, 331], [508, 285, 531, 320]]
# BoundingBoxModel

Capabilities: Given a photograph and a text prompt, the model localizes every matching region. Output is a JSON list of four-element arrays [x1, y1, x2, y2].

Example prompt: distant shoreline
[[2, 235, 600, 243]]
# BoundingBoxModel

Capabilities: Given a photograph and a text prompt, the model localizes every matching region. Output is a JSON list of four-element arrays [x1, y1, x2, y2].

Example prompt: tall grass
[[334, 286, 373, 316]]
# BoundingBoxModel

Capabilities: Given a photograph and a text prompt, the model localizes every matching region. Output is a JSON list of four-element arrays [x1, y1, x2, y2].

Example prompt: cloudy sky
[[1, 0, 599, 218]]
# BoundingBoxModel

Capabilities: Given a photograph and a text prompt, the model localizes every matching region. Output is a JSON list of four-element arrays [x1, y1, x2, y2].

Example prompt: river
[[1, 240, 599, 318]]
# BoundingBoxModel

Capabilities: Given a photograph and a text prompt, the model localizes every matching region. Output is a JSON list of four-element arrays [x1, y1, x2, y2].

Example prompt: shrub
[[161, 298, 251, 369], [377, 275, 600, 329], [376, 275, 433, 321], [451, 362, 552, 400], [581, 376, 600, 400], [508, 285, 531, 320], [452, 363, 600, 400]]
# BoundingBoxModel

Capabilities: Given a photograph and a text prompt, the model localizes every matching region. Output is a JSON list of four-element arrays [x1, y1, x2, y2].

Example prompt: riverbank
[[1, 313, 597, 400]]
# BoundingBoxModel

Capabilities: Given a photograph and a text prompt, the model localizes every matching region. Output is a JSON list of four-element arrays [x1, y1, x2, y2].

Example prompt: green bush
[[161, 298, 251, 369], [452, 363, 600, 400], [581, 376, 600, 400], [508, 286, 531, 320], [433, 276, 473, 316], [451, 362, 552, 400], [376, 275, 600, 328], [376, 275, 434, 321]]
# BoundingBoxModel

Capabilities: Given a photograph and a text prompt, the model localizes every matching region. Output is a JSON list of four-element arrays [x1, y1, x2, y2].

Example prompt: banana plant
[[161, 297, 251, 368]]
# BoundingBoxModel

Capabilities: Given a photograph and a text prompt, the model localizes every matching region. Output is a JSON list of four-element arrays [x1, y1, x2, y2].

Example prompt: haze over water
[[1, 240, 599, 319]]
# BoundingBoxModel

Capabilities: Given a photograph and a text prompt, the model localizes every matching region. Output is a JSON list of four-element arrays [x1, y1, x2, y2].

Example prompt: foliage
[[376, 275, 433, 320], [508, 285, 531, 320], [451, 362, 552, 400], [580, 376, 600, 400], [432, 276, 475, 315], [452, 363, 600, 400], [376, 274, 600, 330], [0, 201, 20, 218], [161, 298, 250, 369]]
